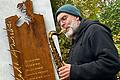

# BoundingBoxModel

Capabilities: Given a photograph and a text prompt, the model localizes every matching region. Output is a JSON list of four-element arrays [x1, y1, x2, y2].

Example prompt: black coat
[[67, 19, 120, 80]]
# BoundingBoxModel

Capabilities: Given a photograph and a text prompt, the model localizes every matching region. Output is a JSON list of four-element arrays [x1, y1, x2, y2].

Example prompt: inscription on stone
[[24, 58, 51, 79]]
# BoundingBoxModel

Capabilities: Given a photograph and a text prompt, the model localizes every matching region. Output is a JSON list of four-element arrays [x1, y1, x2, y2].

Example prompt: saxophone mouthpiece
[[59, 29, 66, 34]]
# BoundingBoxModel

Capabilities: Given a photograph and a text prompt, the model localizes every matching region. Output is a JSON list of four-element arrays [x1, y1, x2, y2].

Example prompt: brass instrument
[[48, 29, 69, 80], [48, 29, 65, 69]]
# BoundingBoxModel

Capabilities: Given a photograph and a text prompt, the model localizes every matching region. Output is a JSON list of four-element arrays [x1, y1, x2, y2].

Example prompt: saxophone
[[48, 29, 65, 69], [48, 29, 70, 80]]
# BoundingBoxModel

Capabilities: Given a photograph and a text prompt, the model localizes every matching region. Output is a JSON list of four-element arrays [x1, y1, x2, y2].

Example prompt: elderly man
[[55, 4, 120, 80]]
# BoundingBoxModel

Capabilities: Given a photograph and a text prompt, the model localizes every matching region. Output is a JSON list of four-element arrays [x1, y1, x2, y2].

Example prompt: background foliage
[[97, 0, 120, 53]]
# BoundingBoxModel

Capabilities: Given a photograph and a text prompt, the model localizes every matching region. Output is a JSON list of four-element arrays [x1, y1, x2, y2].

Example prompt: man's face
[[57, 13, 80, 38]]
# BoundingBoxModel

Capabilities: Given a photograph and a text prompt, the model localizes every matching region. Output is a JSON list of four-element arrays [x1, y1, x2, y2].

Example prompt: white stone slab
[[0, 0, 59, 79]]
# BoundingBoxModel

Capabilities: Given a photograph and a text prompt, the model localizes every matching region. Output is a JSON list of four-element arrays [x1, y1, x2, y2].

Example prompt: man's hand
[[58, 62, 71, 80]]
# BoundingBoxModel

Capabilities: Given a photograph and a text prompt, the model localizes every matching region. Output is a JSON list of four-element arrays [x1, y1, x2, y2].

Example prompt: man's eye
[[62, 16, 67, 20], [57, 16, 68, 26]]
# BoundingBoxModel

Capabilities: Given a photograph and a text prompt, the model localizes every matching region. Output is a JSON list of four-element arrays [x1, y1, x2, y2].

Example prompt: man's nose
[[60, 21, 66, 28]]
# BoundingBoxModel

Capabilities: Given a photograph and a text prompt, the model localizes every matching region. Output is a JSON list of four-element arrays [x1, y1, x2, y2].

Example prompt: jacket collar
[[72, 18, 111, 44]]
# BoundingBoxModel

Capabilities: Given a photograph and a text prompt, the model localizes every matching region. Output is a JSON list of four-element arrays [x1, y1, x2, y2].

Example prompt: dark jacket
[[67, 19, 120, 80]]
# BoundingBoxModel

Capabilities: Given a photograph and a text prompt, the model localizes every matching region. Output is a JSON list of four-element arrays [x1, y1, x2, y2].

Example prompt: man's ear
[[76, 17, 80, 21]]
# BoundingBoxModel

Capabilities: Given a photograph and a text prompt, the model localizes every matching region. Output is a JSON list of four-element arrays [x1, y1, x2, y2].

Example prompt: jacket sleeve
[[70, 25, 120, 80]]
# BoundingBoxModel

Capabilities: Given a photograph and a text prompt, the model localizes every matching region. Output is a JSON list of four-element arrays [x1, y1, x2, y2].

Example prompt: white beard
[[65, 27, 74, 38], [64, 20, 79, 39]]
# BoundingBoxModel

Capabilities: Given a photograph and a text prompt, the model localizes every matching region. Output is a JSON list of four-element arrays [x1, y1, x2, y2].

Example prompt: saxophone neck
[[48, 29, 66, 38], [58, 29, 66, 34]]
